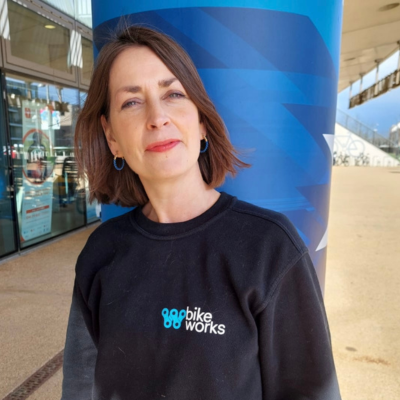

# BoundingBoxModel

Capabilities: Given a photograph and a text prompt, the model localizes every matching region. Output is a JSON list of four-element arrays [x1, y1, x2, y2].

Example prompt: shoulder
[[75, 211, 134, 278], [222, 195, 310, 313], [229, 197, 308, 254], [88, 209, 134, 241]]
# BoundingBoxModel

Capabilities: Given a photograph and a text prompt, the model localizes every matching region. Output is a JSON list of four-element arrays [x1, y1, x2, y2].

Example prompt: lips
[[146, 139, 180, 153]]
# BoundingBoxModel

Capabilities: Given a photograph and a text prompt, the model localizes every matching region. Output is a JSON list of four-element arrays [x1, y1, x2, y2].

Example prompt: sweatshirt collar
[[131, 191, 235, 238]]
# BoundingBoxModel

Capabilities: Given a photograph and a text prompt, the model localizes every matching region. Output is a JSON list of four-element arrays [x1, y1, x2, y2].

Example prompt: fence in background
[[336, 109, 399, 158]]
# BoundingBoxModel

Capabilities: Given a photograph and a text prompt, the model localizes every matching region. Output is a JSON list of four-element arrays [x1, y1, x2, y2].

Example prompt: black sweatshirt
[[61, 191, 341, 400]]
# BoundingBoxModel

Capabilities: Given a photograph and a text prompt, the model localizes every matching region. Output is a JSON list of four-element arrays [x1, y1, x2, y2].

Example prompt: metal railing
[[336, 109, 399, 158]]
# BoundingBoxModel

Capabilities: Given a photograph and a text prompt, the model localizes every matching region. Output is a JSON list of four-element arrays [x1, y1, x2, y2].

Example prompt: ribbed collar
[[130, 191, 236, 239]]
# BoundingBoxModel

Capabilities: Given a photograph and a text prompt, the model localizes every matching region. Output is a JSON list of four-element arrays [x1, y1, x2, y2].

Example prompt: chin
[[147, 159, 198, 181]]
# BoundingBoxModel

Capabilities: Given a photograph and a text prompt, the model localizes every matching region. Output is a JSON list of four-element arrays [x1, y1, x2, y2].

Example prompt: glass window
[[79, 91, 99, 224], [40, 0, 92, 28], [82, 37, 94, 82], [5, 73, 85, 249], [0, 76, 17, 257], [40, 0, 74, 19], [84, 179, 100, 223], [75, 0, 92, 29], [7, 0, 72, 74]]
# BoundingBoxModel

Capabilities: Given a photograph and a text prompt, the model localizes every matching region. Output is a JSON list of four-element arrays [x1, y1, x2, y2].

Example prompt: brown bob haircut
[[75, 25, 250, 207]]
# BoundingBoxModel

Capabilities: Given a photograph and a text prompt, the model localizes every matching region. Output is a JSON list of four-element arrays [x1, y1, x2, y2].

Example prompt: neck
[[140, 165, 220, 223]]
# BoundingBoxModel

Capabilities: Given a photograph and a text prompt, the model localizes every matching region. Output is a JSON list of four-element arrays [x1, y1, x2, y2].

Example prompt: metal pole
[[397, 41, 400, 70], [375, 60, 380, 96], [396, 41, 400, 85]]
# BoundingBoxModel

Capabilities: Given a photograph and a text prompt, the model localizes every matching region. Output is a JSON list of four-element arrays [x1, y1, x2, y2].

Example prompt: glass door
[[79, 91, 100, 224], [0, 74, 18, 257], [5, 72, 86, 249]]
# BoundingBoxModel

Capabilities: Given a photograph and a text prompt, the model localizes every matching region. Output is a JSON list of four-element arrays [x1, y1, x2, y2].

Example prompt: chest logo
[[161, 307, 225, 335], [161, 308, 186, 329]]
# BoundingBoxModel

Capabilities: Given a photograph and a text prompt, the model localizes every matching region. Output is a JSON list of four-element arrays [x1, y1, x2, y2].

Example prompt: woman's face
[[101, 46, 205, 183]]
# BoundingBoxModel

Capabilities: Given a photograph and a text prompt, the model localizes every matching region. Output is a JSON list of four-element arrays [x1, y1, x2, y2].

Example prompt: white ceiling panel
[[338, 0, 400, 91]]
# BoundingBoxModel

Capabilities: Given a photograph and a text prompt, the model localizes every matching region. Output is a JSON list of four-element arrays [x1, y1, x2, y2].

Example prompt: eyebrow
[[116, 77, 178, 96]]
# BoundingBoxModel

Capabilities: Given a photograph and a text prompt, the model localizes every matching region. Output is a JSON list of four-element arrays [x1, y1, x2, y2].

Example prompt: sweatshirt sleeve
[[61, 279, 98, 400], [256, 252, 342, 400]]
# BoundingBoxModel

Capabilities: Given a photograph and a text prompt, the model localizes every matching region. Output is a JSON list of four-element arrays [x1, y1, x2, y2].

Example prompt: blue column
[[92, 1, 343, 292]]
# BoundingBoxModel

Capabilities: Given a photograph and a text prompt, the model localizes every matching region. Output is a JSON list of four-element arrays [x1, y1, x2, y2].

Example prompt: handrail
[[336, 109, 399, 156]]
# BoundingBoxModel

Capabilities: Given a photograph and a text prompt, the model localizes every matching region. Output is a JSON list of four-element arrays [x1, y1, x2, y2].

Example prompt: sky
[[336, 50, 400, 138]]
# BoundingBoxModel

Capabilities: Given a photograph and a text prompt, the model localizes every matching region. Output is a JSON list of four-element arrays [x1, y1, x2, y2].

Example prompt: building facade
[[0, 0, 97, 258]]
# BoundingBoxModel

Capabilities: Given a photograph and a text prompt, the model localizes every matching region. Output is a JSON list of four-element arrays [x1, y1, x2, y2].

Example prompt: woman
[[62, 26, 341, 400]]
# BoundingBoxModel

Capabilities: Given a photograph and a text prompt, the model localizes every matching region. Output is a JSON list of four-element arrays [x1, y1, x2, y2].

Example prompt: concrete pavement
[[325, 166, 400, 399], [0, 225, 99, 399]]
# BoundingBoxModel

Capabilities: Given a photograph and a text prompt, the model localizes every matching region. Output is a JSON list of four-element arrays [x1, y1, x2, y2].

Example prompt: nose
[[146, 99, 170, 130]]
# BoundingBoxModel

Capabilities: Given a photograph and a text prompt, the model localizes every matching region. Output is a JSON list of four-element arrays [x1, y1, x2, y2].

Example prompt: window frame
[[0, 32, 3, 68], [1, 0, 78, 86], [4, 70, 88, 250], [76, 22, 92, 89]]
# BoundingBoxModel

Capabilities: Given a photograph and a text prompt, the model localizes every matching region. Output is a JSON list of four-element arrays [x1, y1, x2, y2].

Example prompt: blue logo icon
[[162, 308, 186, 329]]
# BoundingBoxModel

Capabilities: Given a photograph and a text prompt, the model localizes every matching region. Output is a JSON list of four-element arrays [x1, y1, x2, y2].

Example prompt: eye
[[122, 100, 138, 109], [168, 92, 185, 99]]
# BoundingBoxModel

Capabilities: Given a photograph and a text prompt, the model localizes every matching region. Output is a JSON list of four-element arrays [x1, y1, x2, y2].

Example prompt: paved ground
[[0, 166, 399, 399], [325, 166, 400, 399], [0, 225, 99, 400]]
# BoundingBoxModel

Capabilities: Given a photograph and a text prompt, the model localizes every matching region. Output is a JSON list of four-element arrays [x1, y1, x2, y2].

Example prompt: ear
[[101, 115, 121, 156], [199, 120, 206, 140]]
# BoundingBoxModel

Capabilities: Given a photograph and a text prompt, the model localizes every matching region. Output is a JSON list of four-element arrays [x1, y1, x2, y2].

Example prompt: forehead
[[109, 46, 176, 90]]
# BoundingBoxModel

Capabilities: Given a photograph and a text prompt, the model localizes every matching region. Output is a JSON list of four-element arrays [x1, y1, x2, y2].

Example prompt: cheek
[[183, 114, 204, 142], [124, 144, 143, 168], [112, 121, 142, 154], [175, 104, 202, 133]]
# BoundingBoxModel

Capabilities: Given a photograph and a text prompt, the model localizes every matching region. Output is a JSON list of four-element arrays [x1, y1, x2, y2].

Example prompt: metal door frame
[[0, 70, 20, 256]]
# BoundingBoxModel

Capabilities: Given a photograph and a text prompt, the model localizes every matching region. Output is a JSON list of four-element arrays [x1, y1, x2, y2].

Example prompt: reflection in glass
[[0, 79, 17, 257], [6, 73, 85, 248], [82, 37, 94, 82], [75, 0, 92, 29], [40, 0, 74, 19], [40, 0, 92, 28], [79, 91, 99, 223], [85, 179, 100, 223], [7, 0, 72, 74]]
